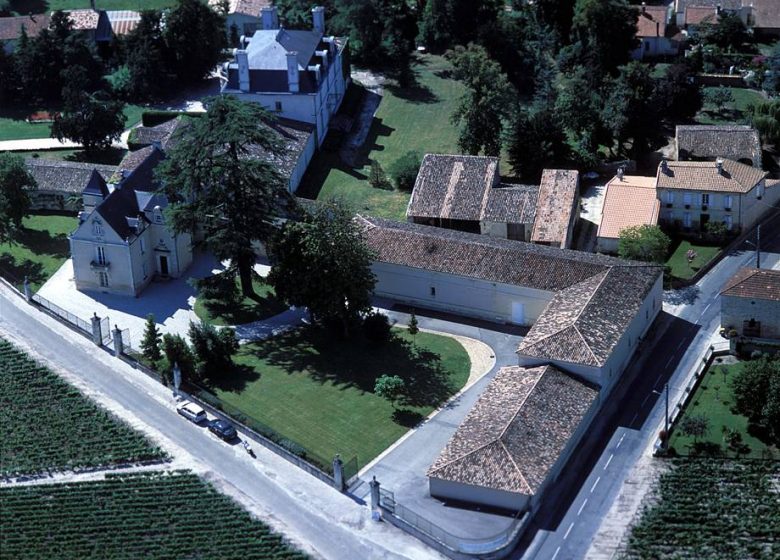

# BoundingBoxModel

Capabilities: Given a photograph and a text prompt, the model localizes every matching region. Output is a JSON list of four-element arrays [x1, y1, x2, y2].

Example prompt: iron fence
[[32, 294, 92, 335], [100, 317, 112, 346]]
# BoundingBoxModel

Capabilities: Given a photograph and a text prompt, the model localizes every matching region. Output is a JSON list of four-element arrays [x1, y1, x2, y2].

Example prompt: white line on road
[[699, 302, 712, 321], [564, 522, 575, 540], [604, 454, 614, 469], [591, 476, 601, 493], [616, 433, 626, 449], [551, 546, 561, 560], [577, 498, 588, 516]]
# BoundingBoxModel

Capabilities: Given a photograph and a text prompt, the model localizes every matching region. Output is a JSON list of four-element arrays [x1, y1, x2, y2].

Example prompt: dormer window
[[92, 222, 104, 237]]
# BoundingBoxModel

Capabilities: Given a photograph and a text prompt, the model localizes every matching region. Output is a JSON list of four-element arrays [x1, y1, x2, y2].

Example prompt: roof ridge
[[428, 439, 502, 474], [572, 324, 601, 366], [496, 367, 545, 441], [497, 440, 533, 495]]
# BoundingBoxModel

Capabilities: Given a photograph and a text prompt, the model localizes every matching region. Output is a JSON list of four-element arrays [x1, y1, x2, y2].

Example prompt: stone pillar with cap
[[332, 454, 345, 492], [112, 325, 123, 357], [369, 476, 380, 511], [23, 276, 31, 301], [91, 313, 102, 346]]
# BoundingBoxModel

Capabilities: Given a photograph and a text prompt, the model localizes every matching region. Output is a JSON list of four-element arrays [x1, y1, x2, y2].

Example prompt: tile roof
[[685, 6, 719, 25], [530, 169, 579, 248], [721, 268, 780, 301], [427, 365, 598, 495], [210, 0, 270, 16], [675, 125, 762, 167], [597, 175, 660, 240], [676, 0, 741, 11], [406, 154, 539, 225], [25, 158, 117, 194], [749, 0, 780, 29], [634, 5, 668, 37], [657, 159, 767, 193], [0, 15, 51, 42], [105, 10, 141, 36], [65, 9, 99, 30]]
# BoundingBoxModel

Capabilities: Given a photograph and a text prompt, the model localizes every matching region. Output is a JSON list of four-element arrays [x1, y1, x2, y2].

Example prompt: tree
[[188, 321, 239, 378], [747, 100, 780, 146], [374, 374, 406, 408], [0, 153, 35, 244], [446, 44, 515, 156], [732, 356, 778, 422], [656, 63, 703, 121], [679, 414, 710, 443], [532, 0, 576, 45], [700, 12, 749, 51], [568, 0, 638, 77], [508, 100, 570, 182], [407, 310, 419, 346], [368, 159, 391, 190], [388, 151, 421, 191], [163, 0, 226, 84], [418, 0, 503, 53], [267, 200, 376, 334], [0, 41, 14, 102], [704, 220, 729, 241], [703, 86, 734, 113], [764, 42, 780, 95], [763, 373, 780, 444], [617, 225, 671, 263], [124, 11, 169, 100], [161, 333, 197, 383], [158, 95, 293, 296], [141, 314, 163, 366]]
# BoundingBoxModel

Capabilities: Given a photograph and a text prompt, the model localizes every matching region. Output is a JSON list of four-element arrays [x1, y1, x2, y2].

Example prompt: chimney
[[308, 63, 321, 84], [716, 4, 721, 15], [617, 167, 625, 181], [312, 6, 325, 35], [716, 157, 724, 175], [660, 158, 668, 173], [286, 51, 300, 93], [261, 6, 279, 30], [642, 2, 646, 13], [235, 49, 250, 93], [316, 49, 329, 71]]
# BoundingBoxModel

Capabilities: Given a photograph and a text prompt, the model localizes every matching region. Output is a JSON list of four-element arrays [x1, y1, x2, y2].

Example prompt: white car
[[176, 401, 207, 423]]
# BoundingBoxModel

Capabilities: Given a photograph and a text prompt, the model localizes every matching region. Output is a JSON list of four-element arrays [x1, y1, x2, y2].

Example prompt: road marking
[[551, 546, 561, 560], [564, 522, 575, 540], [640, 393, 650, 407], [604, 454, 614, 469], [591, 476, 601, 493], [699, 302, 712, 321], [577, 498, 588, 516], [616, 434, 626, 449]]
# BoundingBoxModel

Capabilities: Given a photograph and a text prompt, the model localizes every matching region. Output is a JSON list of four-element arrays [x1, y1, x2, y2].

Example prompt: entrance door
[[511, 302, 525, 325], [700, 214, 710, 229], [159, 255, 169, 276]]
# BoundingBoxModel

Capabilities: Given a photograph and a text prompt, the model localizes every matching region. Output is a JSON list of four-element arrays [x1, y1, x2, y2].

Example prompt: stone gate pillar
[[91, 313, 102, 346]]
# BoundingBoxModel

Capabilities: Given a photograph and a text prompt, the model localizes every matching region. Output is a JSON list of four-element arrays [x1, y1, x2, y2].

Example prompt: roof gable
[[246, 28, 322, 69]]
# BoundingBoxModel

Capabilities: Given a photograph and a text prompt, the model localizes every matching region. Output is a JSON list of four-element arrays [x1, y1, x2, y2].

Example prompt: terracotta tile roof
[[483, 185, 539, 224], [25, 159, 117, 194], [210, 0, 270, 16], [685, 6, 719, 25], [0, 15, 51, 42], [518, 266, 662, 367], [676, 0, 741, 11], [657, 159, 767, 193], [749, 0, 780, 29], [634, 5, 668, 37], [427, 365, 598, 495], [597, 176, 660, 240], [530, 169, 579, 248], [721, 268, 780, 301], [65, 9, 99, 30], [675, 125, 762, 167]]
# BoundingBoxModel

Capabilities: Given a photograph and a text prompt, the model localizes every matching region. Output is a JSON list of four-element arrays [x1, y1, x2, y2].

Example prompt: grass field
[[624, 459, 780, 560], [668, 361, 779, 459], [298, 55, 466, 220], [0, 212, 77, 291], [0, 471, 307, 559], [0, 339, 167, 476], [203, 327, 470, 468], [666, 240, 722, 280], [5, 0, 175, 14], [695, 87, 764, 126], [193, 277, 287, 326]]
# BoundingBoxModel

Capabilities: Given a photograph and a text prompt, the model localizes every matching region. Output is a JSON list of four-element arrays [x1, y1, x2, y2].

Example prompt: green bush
[[388, 151, 422, 191], [363, 312, 392, 343]]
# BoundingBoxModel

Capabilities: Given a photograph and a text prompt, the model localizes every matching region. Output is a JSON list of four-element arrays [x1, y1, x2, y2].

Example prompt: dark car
[[208, 419, 237, 441]]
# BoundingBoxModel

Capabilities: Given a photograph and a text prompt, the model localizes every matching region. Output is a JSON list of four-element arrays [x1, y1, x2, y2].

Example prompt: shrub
[[368, 159, 392, 190], [388, 151, 422, 191], [193, 272, 242, 307], [279, 439, 307, 458], [363, 312, 392, 343]]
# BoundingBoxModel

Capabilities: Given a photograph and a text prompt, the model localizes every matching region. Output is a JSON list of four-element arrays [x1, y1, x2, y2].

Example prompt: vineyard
[[0, 471, 308, 560], [622, 459, 780, 559], [0, 338, 167, 476]]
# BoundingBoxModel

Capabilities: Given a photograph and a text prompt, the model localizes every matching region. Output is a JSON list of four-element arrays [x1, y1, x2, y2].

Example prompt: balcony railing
[[89, 260, 110, 271]]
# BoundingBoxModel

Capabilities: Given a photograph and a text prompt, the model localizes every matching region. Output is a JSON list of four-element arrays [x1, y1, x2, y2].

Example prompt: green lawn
[[298, 55, 466, 220], [696, 87, 764, 125], [668, 361, 779, 459], [0, 213, 77, 292], [203, 327, 470, 469], [6, 0, 175, 14], [193, 277, 287, 326], [666, 240, 722, 280]]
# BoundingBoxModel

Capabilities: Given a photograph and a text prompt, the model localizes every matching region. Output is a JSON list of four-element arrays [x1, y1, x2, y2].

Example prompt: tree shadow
[[663, 285, 701, 306], [0, 254, 45, 286], [385, 82, 439, 104], [65, 147, 127, 166], [7, 1, 49, 16], [204, 363, 260, 393], [202, 292, 287, 325], [392, 408, 424, 427], [13, 226, 70, 258]]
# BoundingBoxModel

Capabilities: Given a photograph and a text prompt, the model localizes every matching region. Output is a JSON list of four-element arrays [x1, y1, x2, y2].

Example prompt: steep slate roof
[[530, 169, 579, 248], [360, 217, 662, 368], [245, 28, 322, 70], [657, 159, 767, 193], [82, 169, 110, 198], [25, 158, 117, 194], [749, 0, 780, 30], [634, 5, 668, 37], [721, 268, 780, 302], [129, 118, 187, 151], [0, 15, 51, 41], [427, 365, 598, 495], [675, 125, 762, 167], [597, 176, 660, 240]]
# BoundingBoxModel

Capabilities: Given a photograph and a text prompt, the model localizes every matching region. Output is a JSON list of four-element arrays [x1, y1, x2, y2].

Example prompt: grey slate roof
[[675, 125, 762, 167], [427, 365, 598, 495], [25, 159, 117, 194], [359, 217, 662, 368], [246, 28, 322, 70], [0, 15, 51, 42]]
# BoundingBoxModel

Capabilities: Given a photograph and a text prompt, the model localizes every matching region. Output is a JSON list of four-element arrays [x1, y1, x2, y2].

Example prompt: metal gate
[[100, 317, 112, 346]]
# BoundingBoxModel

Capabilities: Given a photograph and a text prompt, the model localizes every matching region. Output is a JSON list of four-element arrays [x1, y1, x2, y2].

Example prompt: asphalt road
[[0, 287, 444, 560]]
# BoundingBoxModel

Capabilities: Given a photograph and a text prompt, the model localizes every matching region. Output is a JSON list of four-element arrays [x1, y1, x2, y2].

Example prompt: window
[[701, 193, 710, 205], [430, 286, 436, 297], [725, 215, 733, 230], [724, 195, 733, 209], [683, 212, 692, 228], [96, 246, 106, 265], [98, 271, 109, 287], [275, 101, 283, 112], [140, 237, 146, 254], [92, 222, 104, 237], [665, 191, 674, 204], [683, 192, 692, 206]]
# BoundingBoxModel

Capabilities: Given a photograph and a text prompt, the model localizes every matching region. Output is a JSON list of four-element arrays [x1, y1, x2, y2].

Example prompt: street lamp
[[652, 383, 670, 447]]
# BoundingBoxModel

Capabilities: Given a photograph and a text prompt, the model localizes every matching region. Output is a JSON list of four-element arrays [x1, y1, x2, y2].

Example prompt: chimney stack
[[642, 2, 646, 13], [261, 6, 279, 30], [660, 158, 668, 173], [235, 49, 250, 93], [617, 167, 625, 181], [716, 157, 724, 175], [286, 51, 300, 93], [312, 6, 325, 35]]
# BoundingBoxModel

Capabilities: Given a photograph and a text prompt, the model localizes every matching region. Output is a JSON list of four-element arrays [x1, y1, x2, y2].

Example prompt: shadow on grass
[[392, 408, 424, 428], [0, 254, 45, 287], [242, 326, 456, 410], [13, 226, 70, 258], [201, 291, 287, 325], [205, 363, 260, 393], [384, 82, 439, 104]]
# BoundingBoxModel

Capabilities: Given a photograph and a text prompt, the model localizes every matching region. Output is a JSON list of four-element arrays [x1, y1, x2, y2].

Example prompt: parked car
[[176, 401, 207, 423], [208, 419, 237, 441]]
